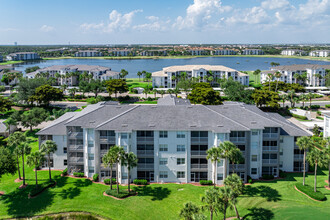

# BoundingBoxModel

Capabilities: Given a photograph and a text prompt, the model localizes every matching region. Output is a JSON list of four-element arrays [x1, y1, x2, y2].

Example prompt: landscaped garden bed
[[104, 189, 137, 200], [28, 180, 56, 198], [295, 183, 326, 201]]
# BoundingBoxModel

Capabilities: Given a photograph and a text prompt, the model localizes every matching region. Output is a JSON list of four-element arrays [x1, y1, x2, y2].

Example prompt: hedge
[[262, 175, 274, 180], [104, 178, 116, 185], [105, 189, 134, 198], [325, 104, 330, 108], [292, 114, 308, 120], [295, 183, 326, 201], [29, 180, 56, 198], [310, 105, 320, 109], [200, 180, 213, 185], [93, 173, 99, 182], [133, 179, 148, 185], [73, 172, 84, 177], [62, 168, 68, 176]]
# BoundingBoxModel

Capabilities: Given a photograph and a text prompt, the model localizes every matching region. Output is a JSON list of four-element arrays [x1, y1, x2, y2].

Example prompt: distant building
[[6, 52, 40, 61], [74, 50, 102, 57], [260, 64, 330, 87], [242, 49, 264, 55], [309, 50, 330, 57], [211, 49, 237, 55], [188, 50, 206, 56], [152, 65, 249, 88], [140, 50, 167, 56], [109, 50, 134, 56], [281, 49, 306, 56]]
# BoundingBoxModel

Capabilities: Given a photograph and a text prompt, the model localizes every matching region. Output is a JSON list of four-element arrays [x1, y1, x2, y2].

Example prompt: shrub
[[133, 179, 148, 185], [199, 180, 213, 185], [325, 104, 330, 108], [247, 175, 252, 183], [295, 183, 326, 201], [279, 170, 286, 178], [248, 178, 253, 184], [105, 189, 134, 198], [316, 110, 322, 115], [73, 172, 84, 177], [29, 180, 56, 197], [316, 116, 324, 120], [104, 178, 116, 185], [62, 168, 68, 176], [93, 173, 99, 182], [310, 105, 320, 109], [262, 175, 274, 180], [292, 114, 308, 120]]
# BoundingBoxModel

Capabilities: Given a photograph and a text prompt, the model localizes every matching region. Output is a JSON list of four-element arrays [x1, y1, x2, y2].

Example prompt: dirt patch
[[19, 184, 28, 189], [0, 191, 4, 196], [14, 178, 22, 183]]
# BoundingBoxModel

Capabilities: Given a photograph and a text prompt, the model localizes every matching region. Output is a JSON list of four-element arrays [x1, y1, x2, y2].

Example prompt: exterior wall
[[279, 136, 294, 172], [52, 135, 68, 170], [249, 130, 263, 179], [324, 115, 330, 137], [242, 49, 264, 55]]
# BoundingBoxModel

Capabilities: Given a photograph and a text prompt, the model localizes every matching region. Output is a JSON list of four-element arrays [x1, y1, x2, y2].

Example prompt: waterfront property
[[74, 50, 103, 57], [109, 49, 135, 56], [6, 52, 40, 61], [152, 65, 249, 88], [211, 49, 237, 55], [37, 97, 309, 185], [0, 54, 3, 62], [242, 49, 264, 55], [26, 64, 120, 86], [260, 64, 330, 87], [281, 49, 306, 56], [309, 50, 330, 57]]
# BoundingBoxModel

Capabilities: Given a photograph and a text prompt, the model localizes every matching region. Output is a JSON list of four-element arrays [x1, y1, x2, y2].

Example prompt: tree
[[102, 149, 116, 190], [306, 92, 315, 108], [7, 132, 26, 181], [207, 147, 222, 188], [279, 94, 288, 108], [177, 79, 195, 93], [219, 141, 237, 179], [229, 148, 244, 174], [325, 70, 330, 88], [108, 145, 125, 194], [218, 186, 233, 220], [120, 69, 129, 79], [188, 83, 222, 105], [307, 148, 326, 192], [0, 96, 12, 113], [30, 84, 63, 106], [27, 151, 45, 189], [324, 138, 330, 188], [68, 88, 78, 97], [137, 71, 142, 81], [296, 136, 313, 186], [121, 152, 138, 193], [41, 140, 57, 181], [252, 90, 280, 108], [17, 143, 31, 186], [16, 77, 48, 105], [145, 72, 152, 82], [267, 73, 274, 91], [179, 202, 200, 220], [201, 188, 220, 220], [224, 174, 244, 219], [5, 117, 17, 135], [274, 71, 282, 92], [222, 79, 254, 104], [270, 62, 280, 67], [0, 146, 17, 179], [252, 69, 261, 84], [21, 108, 48, 131], [104, 79, 129, 98], [79, 80, 91, 97], [300, 94, 308, 107], [158, 90, 165, 98], [89, 79, 104, 97]]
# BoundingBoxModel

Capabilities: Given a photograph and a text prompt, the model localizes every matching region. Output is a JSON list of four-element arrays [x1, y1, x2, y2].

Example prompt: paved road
[[51, 101, 87, 109]]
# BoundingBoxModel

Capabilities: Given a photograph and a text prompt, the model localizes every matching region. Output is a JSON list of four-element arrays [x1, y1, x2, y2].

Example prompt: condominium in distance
[[152, 65, 249, 88], [242, 49, 264, 55], [74, 50, 103, 57], [260, 64, 330, 87], [281, 49, 306, 56], [36, 96, 309, 185], [309, 50, 330, 57], [6, 52, 40, 61]]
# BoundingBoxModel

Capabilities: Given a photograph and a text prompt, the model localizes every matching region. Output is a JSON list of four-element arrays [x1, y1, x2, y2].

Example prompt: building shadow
[[243, 208, 274, 220], [243, 185, 281, 202], [133, 186, 171, 201]]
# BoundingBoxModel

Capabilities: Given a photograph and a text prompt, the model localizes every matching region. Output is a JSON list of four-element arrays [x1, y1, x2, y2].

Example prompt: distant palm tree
[[296, 136, 313, 186], [307, 92, 315, 108], [121, 152, 138, 193], [307, 148, 326, 192], [274, 71, 282, 92], [323, 137, 330, 188], [137, 71, 142, 81], [279, 94, 288, 108], [17, 143, 31, 186], [253, 69, 261, 84], [102, 149, 116, 190], [300, 94, 307, 107], [229, 148, 244, 174], [158, 90, 165, 98], [27, 151, 45, 188], [224, 174, 244, 219], [219, 141, 237, 179], [294, 73, 301, 84], [218, 186, 233, 220], [7, 132, 26, 181], [206, 147, 222, 188], [41, 140, 57, 181], [111, 145, 125, 194], [267, 73, 274, 91], [201, 188, 220, 220], [179, 202, 200, 220]]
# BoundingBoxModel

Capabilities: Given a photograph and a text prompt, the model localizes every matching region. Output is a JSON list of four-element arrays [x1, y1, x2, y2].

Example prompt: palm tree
[[179, 202, 200, 220], [41, 140, 57, 181], [158, 90, 165, 98], [219, 141, 237, 179], [324, 138, 330, 188], [267, 73, 274, 91], [102, 149, 116, 190], [287, 90, 296, 108], [173, 87, 180, 97], [307, 92, 315, 108], [218, 186, 233, 220], [296, 136, 313, 186], [314, 73, 322, 86], [201, 188, 220, 220], [307, 148, 326, 192], [121, 152, 138, 193], [27, 151, 45, 188], [206, 147, 222, 188], [229, 148, 244, 174], [253, 69, 261, 84], [111, 145, 125, 194], [300, 94, 307, 107], [294, 73, 301, 84], [152, 89, 158, 98], [274, 71, 282, 92], [17, 143, 31, 186], [167, 89, 174, 95], [7, 132, 26, 181], [279, 94, 288, 108], [224, 174, 244, 219], [137, 71, 142, 81], [5, 117, 17, 135]]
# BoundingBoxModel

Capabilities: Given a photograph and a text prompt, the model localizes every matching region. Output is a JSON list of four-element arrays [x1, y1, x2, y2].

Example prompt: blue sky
[[0, 0, 329, 45]]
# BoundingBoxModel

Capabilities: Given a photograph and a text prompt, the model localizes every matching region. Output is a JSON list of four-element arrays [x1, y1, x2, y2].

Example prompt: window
[[122, 172, 128, 179], [63, 147, 67, 154], [217, 173, 223, 180], [159, 171, 168, 178], [121, 133, 128, 139], [159, 131, 168, 138], [89, 167, 94, 173], [252, 131, 258, 136], [88, 154, 94, 160], [177, 158, 185, 165], [159, 158, 168, 165], [88, 140, 94, 148], [177, 145, 186, 152], [263, 141, 277, 146], [177, 131, 185, 138], [177, 171, 185, 178], [252, 155, 258, 162], [159, 144, 168, 152], [217, 160, 224, 167], [251, 168, 257, 175], [64, 159, 67, 166]]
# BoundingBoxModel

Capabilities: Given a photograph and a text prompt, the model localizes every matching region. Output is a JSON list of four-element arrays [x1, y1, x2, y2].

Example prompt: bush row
[[262, 175, 274, 180], [62, 168, 68, 176], [292, 114, 308, 120], [133, 179, 148, 185], [105, 189, 133, 198], [310, 105, 320, 109], [93, 173, 99, 182], [325, 104, 330, 108], [104, 178, 116, 185], [73, 172, 84, 177], [295, 183, 326, 201], [199, 180, 213, 185], [29, 180, 56, 197]]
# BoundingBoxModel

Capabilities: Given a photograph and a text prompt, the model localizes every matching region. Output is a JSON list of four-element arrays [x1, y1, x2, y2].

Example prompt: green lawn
[[1, 132, 330, 219], [126, 78, 152, 89], [0, 61, 23, 65]]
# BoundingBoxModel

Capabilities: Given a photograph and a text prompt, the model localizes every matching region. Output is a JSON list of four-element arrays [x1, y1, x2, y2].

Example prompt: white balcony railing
[[137, 137, 154, 142], [191, 137, 208, 143], [230, 137, 245, 142], [137, 164, 154, 169], [69, 145, 83, 151], [263, 133, 278, 139], [137, 150, 154, 155], [262, 159, 278, 164], [68, 132, 83, 139], [229, 164, 245, 170], [99, 136, 116, 143], [69, 157, 84, 163], [191, 164, 208, 169], [294, 154, 304, 160], [191, 151, 207, 156], [262, 146, 278, 151]]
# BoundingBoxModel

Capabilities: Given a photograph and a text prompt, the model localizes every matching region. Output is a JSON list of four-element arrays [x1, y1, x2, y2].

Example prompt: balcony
[[262, 146, 278, 151], [137, 137, 154, 142], [294, 154, 304, 160], [229, 137, 245, 142], [229, 164, 245, 170], [99, 136, 116, 143], [191, 151, 207, 156], [69, 157, 84, 163], [137, 150, 154, 156], [69, 145, 84, 151], [262, 159, 278, 164], [191, 164, 208, 169], [68, 132, 83, 139], [191, 137, 208, 143], [263, 133, 278, 139], [137, 163, 154, 169]]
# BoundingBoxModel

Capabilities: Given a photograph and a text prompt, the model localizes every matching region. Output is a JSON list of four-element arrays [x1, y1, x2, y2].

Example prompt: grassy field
[[0, 61, 23, 65], [126, 78, 151, 89], [1, 131, 330, 219]]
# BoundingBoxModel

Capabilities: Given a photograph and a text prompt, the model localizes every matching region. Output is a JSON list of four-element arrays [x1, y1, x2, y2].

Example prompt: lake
[[13, 57, 329, 78]]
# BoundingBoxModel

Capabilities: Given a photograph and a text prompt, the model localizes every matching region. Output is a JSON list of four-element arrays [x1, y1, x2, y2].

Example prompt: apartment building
[[152, 65, 249, 88], [6, 52, 40, 61], [309, 50, 330, 57], [37, 98, 309, 184], [74, 50, 103, 57], [0, 55, 3, 62], [188, 50, 206, 56], [281, 50, 306, 56], [260, 64, 330, 87], [109, 50, 135, 56], [140, 50, 167, 56], [242, 49, 264, 55], [211, 50, 237, 55], [26, 64, 120, 86]]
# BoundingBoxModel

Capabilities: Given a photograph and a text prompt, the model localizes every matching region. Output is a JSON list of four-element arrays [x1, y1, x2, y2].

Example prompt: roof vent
[[190, 125, 197, 127], [149, 124, 156, 127], [217, 125, 224, 127], [187, 106, 193, 108], [116, 106, 121, 109], [89, 121, 95, 124], [122, 124, 128, 127], [151, 106, 157, 108], [223, 106, 228, 109], [251, 121, 257, 124]]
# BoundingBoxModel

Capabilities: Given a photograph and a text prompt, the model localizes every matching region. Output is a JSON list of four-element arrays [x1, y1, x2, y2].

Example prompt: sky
[[0, 0, 329, 45]]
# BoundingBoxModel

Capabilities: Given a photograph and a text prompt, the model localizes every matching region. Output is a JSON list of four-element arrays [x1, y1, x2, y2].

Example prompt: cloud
[[226, 7, 269, 25], [40, 25, 55, 32], [261, 0, 290, 10]]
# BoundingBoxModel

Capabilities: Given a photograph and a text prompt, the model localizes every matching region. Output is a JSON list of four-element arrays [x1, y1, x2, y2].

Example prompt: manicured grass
[[126, 78, 151, 89], [295, 183, 326, 201], [1, 132, 330, 219], [0, 61, 23, 65]]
